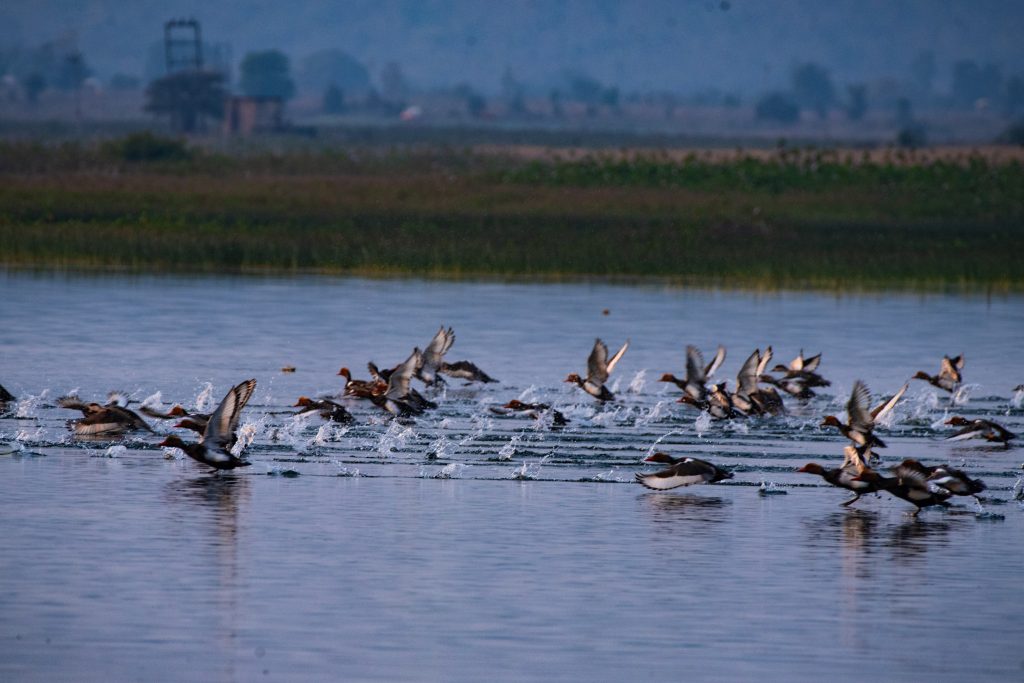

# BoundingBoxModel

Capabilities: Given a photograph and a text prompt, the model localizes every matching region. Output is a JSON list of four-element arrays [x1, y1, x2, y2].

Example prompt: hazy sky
[[2, 0, 1022, 94]]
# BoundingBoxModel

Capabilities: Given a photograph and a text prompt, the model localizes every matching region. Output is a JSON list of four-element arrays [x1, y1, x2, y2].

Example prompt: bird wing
[[736, 349, 760, 396], [105, 391, 131, 408], [705, 345, 726, 378], [57, 395, 96, 414], [940, 355, 962, 383], [587, 339, 610, 385], [685, 345, 706, 384], [422, 326, 455, 369], [870, 382, 908, 421], [605, 339, 629, 376], [846, 380, 873, 430], [386, 349, 420, 400], [891, 459, 932, 490], [202, 379, 257, 451], [801, 352, 822, 373], [755, 346, 773, 377]]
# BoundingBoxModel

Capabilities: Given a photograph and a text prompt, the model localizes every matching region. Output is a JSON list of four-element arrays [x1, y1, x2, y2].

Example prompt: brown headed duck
[[912, 354, 963, 393], [660, 345, 726, 402], [160, 379, 257, 472], [821, 380, 907, 449], [565, 338, 629, 401], [635, 452, 733, 490], [797, 445, 883, 507], [294, 397, 354, 423], [416, 326, 456, 386], [338, 367, 386, 398], [57, 392, 154, 436], [945, 416, 1016, 445], [852, 458, 953, 516]]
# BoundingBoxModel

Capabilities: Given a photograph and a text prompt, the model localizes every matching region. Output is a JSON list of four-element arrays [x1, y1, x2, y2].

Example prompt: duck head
[[338, 367, 351, 378], [504, 400, 526, 410], [168, 405, 189, 417], [564, 373, 582, 385], [657, 373, 677, 383], [644, 452, 677, 465], [821, 415, 842, 428], [159, 435, 186, 450], [912, 371, 932, 381], [293, 397, 314, 408], [796, 463, 825, 475], [945, 416, 970, 426]]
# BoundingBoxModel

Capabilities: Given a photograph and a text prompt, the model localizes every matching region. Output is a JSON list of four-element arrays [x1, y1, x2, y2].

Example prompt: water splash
[[628, 370, 647, 394], [101, 445, 127, 458], [231, 419, 263, 457], [645, 430, 682, 458], [377, 421, 414, 457], [951, 384, 978, 406], [1012, 476, 1024, 502], [694, 411, 712, 437], [497, 435, 520, 461], [15, 427, 44, 443], [140, 391, 164, 410], [313, 423, 349, 447], [15, 390, 48, 419], [194, 382, 216, 413], [1011, 388, 1024, 410], [759, 481, 787, 496], [431, 462, 465, 479], [636, 400, 672, 425], [427, 434, 452, 460], [162, 446, 183, 460], [335, 466, 361, 477]]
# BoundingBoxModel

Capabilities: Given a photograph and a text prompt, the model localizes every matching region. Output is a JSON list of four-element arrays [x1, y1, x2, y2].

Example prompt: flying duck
[[370, 349, 427, 417], [565, 338, 629, 401], [732, 347, 785, 416], [912, 354, 964, 393], [821, 380, 907, 449], [417, 326, 456, 386], [57, 392, 154, 436], [338, 367, 386, 398], [635, 452, 733, 490], [659, 344, 726, 402], [439, 360, 498, 383], [491, 399, 569, 427], [293, 396, 354, 423], [771, 349, 830, 387], [159, 378, 257, 472], [945, 416, 1016, 445]]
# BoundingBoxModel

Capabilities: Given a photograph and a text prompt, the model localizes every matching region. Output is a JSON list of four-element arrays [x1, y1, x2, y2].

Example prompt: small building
[[223, 95, 284, 135]]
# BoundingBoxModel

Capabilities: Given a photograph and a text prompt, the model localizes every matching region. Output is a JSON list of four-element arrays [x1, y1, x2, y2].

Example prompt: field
[[2, 136, 1023, 291]]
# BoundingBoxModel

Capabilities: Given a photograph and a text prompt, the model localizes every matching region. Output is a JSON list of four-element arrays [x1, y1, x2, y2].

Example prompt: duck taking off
[[57, 391, 154, 436], [160, 379, 257, 472], [565, 338, 629, 401], [635, 453, 733, 490], [912, 354, 964, 393], [660, 344, 726, 403], [416, 326, 456, 386], [945, 417, 1016, 445], [821, 380, 907, 449]]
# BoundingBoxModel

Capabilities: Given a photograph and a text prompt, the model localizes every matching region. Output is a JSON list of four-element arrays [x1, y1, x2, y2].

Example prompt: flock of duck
[[1, 326, 1019, 516]]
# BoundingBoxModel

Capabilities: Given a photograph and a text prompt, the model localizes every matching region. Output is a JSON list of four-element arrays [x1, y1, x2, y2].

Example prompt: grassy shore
[[1, 137, 1022, 291]]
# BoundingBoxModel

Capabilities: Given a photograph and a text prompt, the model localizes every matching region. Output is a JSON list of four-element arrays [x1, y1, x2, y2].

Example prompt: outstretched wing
[[685, 346, 706, 384], [705, 345, 727, 379], [587, 339, 610, 385], [423, 326, 455, 367], [755, 346, 773, 377], [202, 379, 257, 451], [386, 349, 420, 400], [605, 339, 629, 376], [736, 349, 760, 396], [871, 382, 908, 422], [940, 355, 962, 383], [801, 352, 822, 373], [846, 380, 873, 430]]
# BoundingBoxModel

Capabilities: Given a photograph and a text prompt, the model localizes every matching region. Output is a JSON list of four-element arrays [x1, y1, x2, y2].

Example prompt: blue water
[[1, 272, 1023, 681]]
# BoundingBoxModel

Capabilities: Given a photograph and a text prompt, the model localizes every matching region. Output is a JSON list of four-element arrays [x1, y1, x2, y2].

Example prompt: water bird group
[[8, 335, 1019, 518]]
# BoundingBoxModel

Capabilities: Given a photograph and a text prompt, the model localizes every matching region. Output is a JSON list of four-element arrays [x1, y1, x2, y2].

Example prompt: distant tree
[[755, 91, 800, 124], [300, 49, 370, 93], [998, 119, 1024, 145], [895, 97, 914, 128], [379, 62, 408, 103], [454, 83, 486, 118], [549, 89, 563, 118], [23, 72, 46, 103], [239, 50, 295, 100], [55, 51, 90, 91], [322, 83, 345, 114], [792, 62, 834, 119], [601, 86, 620, 110], [567, 73, 603, 104], [145, 71, 226, 132], [845, 84, 868, 121]]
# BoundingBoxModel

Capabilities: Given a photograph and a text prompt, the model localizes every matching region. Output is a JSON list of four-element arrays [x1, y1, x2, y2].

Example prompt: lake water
[[1, 272, 1023, 682]]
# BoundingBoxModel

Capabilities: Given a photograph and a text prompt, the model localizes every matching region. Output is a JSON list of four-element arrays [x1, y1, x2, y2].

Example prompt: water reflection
[[640, 492, 729, 525], [884, 516, 960, 564]]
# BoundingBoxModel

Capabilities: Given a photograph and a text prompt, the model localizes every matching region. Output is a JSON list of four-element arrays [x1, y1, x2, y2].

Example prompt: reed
[[1, 138, 1022, 291]]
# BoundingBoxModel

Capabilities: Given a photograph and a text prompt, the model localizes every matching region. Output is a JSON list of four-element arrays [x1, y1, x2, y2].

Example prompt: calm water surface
[[1, 273, 1023, 682]]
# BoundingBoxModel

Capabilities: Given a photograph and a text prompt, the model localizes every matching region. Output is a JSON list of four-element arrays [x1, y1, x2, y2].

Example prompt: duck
[[293, 397, 354, 423], [370, 349, 427, 417], [945, 416, 1016, 445], [821, 380, 907, 449], [758, 373, 816, 400], [159, 378, 257, 472], [565, 338, 629, 401], [439, 360, 498, 384], [635, 452, 733, 490], [920, 463, 986, 502], [852, 458, 953, 516], [679, 381, 740, 419], [57, 392, 154, 436], [138, 403, 191, 420], [797, 446, 886, 507], [491, 399, 569, 427], [659, 344, 726, 402], [338, 367, 386, 398], [416, 326, 456, 386], [732, 347, 785, 416], [771, 350, 830, 388], [912, 354, 963, 393]]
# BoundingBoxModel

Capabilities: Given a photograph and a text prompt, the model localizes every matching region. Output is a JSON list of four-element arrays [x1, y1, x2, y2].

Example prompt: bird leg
[[840, 494, 861, 507]]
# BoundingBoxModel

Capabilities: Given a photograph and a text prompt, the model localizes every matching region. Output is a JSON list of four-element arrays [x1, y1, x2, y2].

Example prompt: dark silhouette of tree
[[755, 91, 799, 124], [23, 73, 46, 103], [454, 83, 486, 118], [323, 83, 345, 114], [300, 50, 370, 93], [845, 84, 867, 121], [1006, 76, 1024, 116], [239, 50, 295, 100], [145, 71, 226, 132], [500, 66, 526, 115], [55, 51, 90, 91], [792, 62, 834, 119]]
